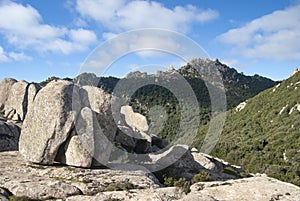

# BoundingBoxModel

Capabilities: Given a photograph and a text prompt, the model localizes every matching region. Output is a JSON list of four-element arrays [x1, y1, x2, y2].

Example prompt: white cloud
[[75, 0, 219, 33], [102, 32, 119, 40], [8, 52, 32, 61], [0, 46, 10, 63], [0, 45, 32, 63], [69, 28, 97, 45], [0, 1, 98, 54], [218, 5, 300, 61]]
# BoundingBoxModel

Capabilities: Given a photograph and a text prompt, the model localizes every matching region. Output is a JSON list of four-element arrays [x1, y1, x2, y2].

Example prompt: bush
[[104, 182, 134, 192], [174, 178, 191, 194], [192, 171, 211, 183], [9, 196, 41, 201]]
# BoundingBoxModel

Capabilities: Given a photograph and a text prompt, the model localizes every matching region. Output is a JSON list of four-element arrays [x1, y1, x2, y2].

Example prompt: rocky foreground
[[0, 151, 299, 201]]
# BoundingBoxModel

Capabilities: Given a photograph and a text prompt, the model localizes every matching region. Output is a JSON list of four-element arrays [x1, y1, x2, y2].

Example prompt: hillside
[[124, 58, 277, 141], [209, 71, 300, 186]]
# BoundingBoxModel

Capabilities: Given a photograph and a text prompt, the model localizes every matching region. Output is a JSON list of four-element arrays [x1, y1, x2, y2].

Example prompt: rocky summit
[[0, 74, 299, 200]]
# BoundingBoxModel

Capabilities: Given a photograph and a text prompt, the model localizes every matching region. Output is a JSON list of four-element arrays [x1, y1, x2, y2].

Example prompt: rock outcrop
[[0, 78, 17, 111], [82, 85, 116, 142], [120, 105, 149, 132], [192, 150, 247, 180], [19, 81, 119, 168], [1, 79, 40, 122], [115, 125, 152, 154], [19, 80, 81, 164], [0, 120, 21, 151], [56, 107, 95, 168], [4, 80, 29, 121]]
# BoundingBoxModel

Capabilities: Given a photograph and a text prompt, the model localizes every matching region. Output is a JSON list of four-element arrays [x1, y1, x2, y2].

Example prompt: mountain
[[45, 59, 275, 142], [124, 58, 277, 141], [178, 58, 277, 108], [38, 59, 277, 142], [209, 71, 300, 186]]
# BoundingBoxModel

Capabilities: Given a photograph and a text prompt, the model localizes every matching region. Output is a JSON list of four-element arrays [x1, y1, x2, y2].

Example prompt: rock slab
[[0, 151, 159, 200]]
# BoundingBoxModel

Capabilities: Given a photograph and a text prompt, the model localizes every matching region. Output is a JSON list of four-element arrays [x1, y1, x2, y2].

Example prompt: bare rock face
[[115, 125, 152, 154], [26, 83, 41, 112], [82, 86, 116, 142], [0, 78, 17, 111], [4, 80, 29, 121], [138, 145, 204, 180], [120, 105, 149, 132], [81, 86, 117, 166], [56, 107, 95, 168], [19, 80, 82, 164], [0, 120, 21, 151], [0, 187, 12, 201]]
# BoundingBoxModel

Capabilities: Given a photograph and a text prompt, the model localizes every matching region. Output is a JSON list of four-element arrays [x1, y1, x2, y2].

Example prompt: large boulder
[[55, 107, 95, 168], [0, 78, 17, 111], [115, 125, 152, 154], [4, 80, 29, 121], [19, 80, 82, 164], [0, 120, 21, 151], [81, 86, 117, 166], [191, 150, 247, 180], [26, 83, 41, 112], [120, 105, 149, 132], [82, 86, 116, 142]]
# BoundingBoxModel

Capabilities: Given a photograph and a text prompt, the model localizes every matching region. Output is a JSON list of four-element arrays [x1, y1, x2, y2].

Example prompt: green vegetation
[[104, 182, 135, 192], [192, 171, 211, 183], [9, 196, 41, 201], [209, 72, 300, 186], [126, 60, 275, 142], [154, 167, 211, 194], [39, 76, 72, 87], [104, 199, 122, 201]]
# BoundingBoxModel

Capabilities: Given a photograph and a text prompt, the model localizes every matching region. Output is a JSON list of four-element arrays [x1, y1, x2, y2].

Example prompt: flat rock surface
[[1, 152, 300, 200], [185, 175, 300, 201], [0, 151, 160, 200]]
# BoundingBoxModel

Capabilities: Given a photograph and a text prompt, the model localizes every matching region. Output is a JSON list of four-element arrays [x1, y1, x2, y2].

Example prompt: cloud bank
[[0, 1, 97, 56], [218, 5, 300, 61], [75, 0, 219, 33]]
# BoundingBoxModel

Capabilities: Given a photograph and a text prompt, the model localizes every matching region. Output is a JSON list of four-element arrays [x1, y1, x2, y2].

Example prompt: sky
[[0, 0, 299, 82]]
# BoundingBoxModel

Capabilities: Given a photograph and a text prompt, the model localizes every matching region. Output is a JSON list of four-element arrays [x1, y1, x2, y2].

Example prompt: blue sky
[[0, 0, 299, 82]]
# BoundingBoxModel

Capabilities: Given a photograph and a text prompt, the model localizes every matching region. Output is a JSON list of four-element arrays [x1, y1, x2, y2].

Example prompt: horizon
[[0, 57, 291, 83], [0, 0, 299, 82]]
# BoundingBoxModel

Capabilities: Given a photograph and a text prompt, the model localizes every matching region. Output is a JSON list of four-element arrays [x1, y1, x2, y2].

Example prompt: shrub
[[192, 171, 211, 183], [104, 182, 134, 192], [174, 178, 191, 194]]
